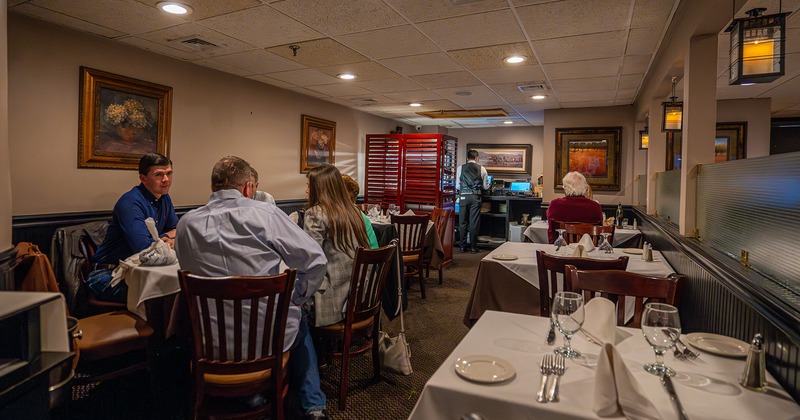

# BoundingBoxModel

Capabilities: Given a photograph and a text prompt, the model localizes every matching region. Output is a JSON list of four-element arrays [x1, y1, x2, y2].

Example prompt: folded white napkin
[[403, 209, 415, 216], [571, 244, 588, 257], [594, 343, 661, 420], [109, 218, 176, 287], [578, 233, 595, 252], [582, 297, 617, 344]]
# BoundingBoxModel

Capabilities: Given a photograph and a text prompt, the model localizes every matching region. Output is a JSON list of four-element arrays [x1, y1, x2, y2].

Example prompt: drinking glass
[[388, 204, 399, 216], [552, 291, 585, 358], [641, 303, 681, 377], [622, 218, 629, 229], [598, 233, 613, 253], [553, 229, 567, 254]]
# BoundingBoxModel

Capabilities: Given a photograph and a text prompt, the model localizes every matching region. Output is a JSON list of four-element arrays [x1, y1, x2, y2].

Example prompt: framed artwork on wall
[[78, 67, 172, 170], [465, 143, 533, 176], [555, 127, 622, 191], [666, 122, 747, 170], [300, 114, 336, 173]]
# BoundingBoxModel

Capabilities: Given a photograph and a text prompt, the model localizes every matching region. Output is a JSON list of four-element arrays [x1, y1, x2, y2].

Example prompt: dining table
[[523, 220, 643, 248], [463, 242, 674, 327], [369, 214, 444, 269], [411, 310, 799, 419]]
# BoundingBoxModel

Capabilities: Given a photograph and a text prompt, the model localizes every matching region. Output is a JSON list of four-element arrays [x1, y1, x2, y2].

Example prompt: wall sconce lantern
[[639, 115, 649, 149], [661, 77, 682, 132], [726, 7, 787, 85]]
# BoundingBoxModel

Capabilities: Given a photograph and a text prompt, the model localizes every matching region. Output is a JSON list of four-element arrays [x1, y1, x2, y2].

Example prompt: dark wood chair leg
[[438, 267, 443, 285], [417, 262, 426, 299], [339, 332, 352, 411]]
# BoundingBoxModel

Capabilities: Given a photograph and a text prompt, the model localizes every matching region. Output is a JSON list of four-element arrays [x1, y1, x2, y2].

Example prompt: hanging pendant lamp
[[661, 77, 682, 132]]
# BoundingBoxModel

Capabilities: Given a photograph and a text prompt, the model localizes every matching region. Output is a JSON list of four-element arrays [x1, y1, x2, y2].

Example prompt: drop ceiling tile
[[304, 83, 373, 97], [551, 76, 617, 93], [191, 57, 254, 76], [198, 4, 322, 48], [336, 94, 397, 106], [289, 86, 331, 98], [270, 0, 405, 36], [383, 90, 445, 103], [544, 58, 621, 80], [11, 3, 127, 38], [433, 86, 506, 108], [264, 68, 340, 86], [247, 74, 297, 89], [520, 110, 545, 125], [533, 31, 626, 64], [626, 28, 660, 56], [448, 42, 536, 70], [616, 89, 637, 101], [631, 0, 677, 30], [137, 22, 257, 58], [514, 102, 555, 112], [213, 49, 305, 74], [491, 82, 545, 105], [472, 66, 546, 84], [416, 9, 525, 50], [316, 61, 399, 82], [560, 99, 616, 108], [27, 0, 184, 35], [337, 25, 440, 59], [385, 0, 508, 23], [516, 0, 630, 41], [619, 74, 644, 90], [134, 0, 261, 21], [787, 27, 800, 53], [379, 52, 463, 76], [411, 71, 481, 89], [622, 54, 652, 75], [266, 38, 369, 67], [119, 36, 201, 61], [558, 91, 615, 102], [409, 99, 461, 111], [354, 77, 425, 93]]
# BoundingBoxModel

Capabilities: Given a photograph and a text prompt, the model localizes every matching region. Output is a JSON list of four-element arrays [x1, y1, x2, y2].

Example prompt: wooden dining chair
[[314, 241, 397, 410], [425, 207, 454, 285], [564, 266, 685, 328], [535, 250, 629, 317], [391, 213, 429, 299], [564, 223, 614, 246], [178, 269, 297, 420]]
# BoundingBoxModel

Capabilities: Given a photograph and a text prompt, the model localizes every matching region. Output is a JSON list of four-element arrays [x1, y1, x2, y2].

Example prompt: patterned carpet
[[51, 249, 489, 420]]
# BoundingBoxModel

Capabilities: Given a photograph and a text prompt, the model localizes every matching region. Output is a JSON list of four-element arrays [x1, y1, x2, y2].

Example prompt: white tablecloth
[[411, 311, 798, 419], [124, 262, 181, 320], [524, 220, 642, 247]]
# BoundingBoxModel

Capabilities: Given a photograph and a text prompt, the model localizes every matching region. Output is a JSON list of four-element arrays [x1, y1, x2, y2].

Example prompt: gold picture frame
[[78, 67, 172, 170], [555, 127, 622, 191], [466, 143, 533, 176], [666, 122, 747, 170], [300, 114, 336, 173]]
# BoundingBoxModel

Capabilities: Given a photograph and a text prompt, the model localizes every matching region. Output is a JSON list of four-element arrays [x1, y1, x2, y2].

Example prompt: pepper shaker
[[740, 333, 767, 391]]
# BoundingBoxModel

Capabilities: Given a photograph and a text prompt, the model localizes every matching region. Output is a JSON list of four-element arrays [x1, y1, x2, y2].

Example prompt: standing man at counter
[[456, 149, 489, 253], [88, 153, 178, 302]]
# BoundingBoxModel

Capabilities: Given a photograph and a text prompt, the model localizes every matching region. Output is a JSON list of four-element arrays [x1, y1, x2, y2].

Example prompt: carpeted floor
[[51, 249, 489, 420]]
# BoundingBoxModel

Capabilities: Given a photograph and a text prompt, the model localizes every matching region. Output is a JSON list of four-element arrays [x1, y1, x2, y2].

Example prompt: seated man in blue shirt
[[176, 156, 329, 419], [87, 153, 178, 303]]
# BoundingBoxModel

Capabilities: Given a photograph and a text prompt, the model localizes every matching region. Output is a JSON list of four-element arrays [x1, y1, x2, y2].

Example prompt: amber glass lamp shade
[[727, 11, 787, 85], [661, 101, 682, 132], [639, 130, 649, 149]]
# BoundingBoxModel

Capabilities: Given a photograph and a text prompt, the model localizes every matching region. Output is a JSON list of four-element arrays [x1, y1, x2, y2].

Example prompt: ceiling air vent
[[517, 83, 547, 93], [352, 98, 379, 105], [171, 35, 224, 53]]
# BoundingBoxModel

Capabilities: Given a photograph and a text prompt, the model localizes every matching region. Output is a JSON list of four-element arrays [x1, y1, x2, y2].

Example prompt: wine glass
[[641, 303, 681, 377], [552, 291, 585, 358], [553, 229, 567, 254], [598, 233, 613, 253]]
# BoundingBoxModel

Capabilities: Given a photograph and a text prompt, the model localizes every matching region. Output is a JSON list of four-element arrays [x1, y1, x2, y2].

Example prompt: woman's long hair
[[307, 164, 370, 254]]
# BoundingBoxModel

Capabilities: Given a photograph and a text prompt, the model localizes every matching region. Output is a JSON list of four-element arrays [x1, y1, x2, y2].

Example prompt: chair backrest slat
[[564, 223, 614, 246], [391, 214, 428, 253], [346, 242, 397, 325]]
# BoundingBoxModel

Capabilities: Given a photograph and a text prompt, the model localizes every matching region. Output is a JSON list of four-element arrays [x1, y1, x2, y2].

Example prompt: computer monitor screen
[[510, 181, 531, 192], [486, 175, 493, 185]]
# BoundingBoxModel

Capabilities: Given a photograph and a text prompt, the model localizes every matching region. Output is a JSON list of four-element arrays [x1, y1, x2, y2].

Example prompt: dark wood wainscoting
[[633, 207, 800, 404]]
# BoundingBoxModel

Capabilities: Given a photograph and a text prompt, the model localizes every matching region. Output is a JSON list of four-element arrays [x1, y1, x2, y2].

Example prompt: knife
[[662, 375, 690, 420], [546, 318, 556, 345]]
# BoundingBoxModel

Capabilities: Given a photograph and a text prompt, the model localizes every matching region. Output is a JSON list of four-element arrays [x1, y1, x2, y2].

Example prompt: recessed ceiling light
[[455, 91, 473, 96], [531, 94, 547, 100], [504, 55, 527, 64], [157, 2, 193, 15], [503, 120, 514, 125], [337, 73, 356, 80], [409, 103, 422, 107]]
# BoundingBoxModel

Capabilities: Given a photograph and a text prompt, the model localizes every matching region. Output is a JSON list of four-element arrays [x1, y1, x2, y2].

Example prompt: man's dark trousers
[[459, 193, 481, 251]]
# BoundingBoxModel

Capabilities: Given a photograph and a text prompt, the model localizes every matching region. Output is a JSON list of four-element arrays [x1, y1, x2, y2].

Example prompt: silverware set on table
[[663, 329, 699, 360], [536, 354, 566, 403]]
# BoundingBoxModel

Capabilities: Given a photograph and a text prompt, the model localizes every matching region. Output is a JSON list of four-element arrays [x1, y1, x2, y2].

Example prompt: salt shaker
[[644, 246, 653, 262], [633, 218, 638, 230], [740, 333, 767, 392], [641, 242, 649, 260]]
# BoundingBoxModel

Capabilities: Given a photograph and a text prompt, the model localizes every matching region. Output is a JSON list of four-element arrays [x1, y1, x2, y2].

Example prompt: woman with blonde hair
[[304, 164, 372, 327]]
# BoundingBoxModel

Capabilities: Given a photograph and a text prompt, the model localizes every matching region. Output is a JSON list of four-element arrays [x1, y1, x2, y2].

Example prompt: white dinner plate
[[685, 333, 748, 358], [491, 254, 518, 261], [622, 248, 644, 255], [454, 355, 515, 383]]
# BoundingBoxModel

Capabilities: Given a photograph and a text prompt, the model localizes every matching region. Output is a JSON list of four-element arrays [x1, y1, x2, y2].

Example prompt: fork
[[665, 329, 698, 359], [536, 355, 552, 403], [547, 355, 566, 402]]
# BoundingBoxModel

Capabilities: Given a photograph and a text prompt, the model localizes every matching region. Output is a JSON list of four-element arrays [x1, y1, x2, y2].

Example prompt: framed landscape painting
[[78, 67, 172, 170], [666, 122, 746, 170], [555, 127, 621, 191], [466, 143, 532, 176], [300, 114, 336, 173]]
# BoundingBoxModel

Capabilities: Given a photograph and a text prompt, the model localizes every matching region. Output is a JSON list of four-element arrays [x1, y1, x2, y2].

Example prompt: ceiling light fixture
[[661, 76, 682, 132], [503, 55, 527, 64], [531, 94, 547, 100], [726, 5, 788, 85], [337, 73, 356, 80], [503, 120, 514, 125], [157, 2, 193, 15], [409, 103, 422, 107]]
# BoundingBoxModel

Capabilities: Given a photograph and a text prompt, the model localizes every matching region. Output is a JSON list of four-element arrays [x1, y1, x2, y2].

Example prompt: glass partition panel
[[697, 152, 800, 292], [655, 169, 681, 225]]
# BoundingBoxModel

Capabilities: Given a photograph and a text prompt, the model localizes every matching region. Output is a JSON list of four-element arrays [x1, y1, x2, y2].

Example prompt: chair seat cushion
[[204, 352, 291, 385], [317, 317, 374, 332], [77, 311, 154, 360]]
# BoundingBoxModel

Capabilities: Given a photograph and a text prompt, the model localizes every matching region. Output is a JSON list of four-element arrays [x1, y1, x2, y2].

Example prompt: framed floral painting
[[555, 127, 622, 191], [78, 67, 172, 169], [300, 114, 336, 173]]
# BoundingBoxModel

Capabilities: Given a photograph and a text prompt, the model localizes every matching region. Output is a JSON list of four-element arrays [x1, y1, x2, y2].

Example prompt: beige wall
[[448, 126, 544, 181], [543, 106, 636, 205], [1, 0, 11, 249], [716, 98, 771, 158], [8, 14, 402, 215]]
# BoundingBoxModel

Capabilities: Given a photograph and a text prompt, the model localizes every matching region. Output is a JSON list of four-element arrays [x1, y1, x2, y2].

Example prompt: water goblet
[[551, 291, 585, 358], [553, 229, 568, 254], [641, 303, 681, 377], [598, 232, 613, 254]]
